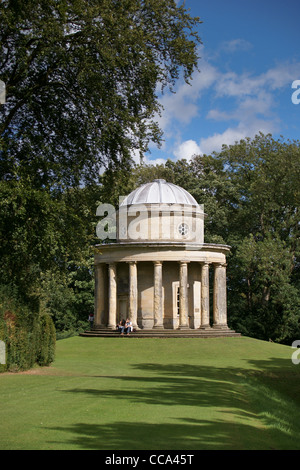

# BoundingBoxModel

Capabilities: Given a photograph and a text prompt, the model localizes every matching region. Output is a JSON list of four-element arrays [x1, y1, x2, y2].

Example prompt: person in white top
[[125, 318, 132, 335]]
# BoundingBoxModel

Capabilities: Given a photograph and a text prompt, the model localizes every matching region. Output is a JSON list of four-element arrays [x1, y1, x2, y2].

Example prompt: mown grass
[[0, 335, 300, 450]]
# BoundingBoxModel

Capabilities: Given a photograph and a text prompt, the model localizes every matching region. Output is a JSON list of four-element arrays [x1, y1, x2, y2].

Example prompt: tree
[[0, 0, 202, 187], [0, 178, 98, 313], [217, 134, 300, 343], [0, 0, 202, 333]]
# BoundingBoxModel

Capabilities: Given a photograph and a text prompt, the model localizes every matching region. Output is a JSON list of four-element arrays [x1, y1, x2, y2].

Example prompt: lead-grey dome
[[120, 179, 198, 206]]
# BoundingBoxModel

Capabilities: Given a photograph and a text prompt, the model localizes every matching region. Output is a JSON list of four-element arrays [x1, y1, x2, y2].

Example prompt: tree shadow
[[45, 418, 284, 450], [46, 356, 300, 450]]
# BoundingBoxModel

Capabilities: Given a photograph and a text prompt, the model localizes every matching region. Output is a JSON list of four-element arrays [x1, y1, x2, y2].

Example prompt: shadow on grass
[[46, 357, 300, 450]]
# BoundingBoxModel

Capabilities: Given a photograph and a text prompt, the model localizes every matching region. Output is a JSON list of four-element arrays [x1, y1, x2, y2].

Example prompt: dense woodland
[[0, 2, 299, 372]]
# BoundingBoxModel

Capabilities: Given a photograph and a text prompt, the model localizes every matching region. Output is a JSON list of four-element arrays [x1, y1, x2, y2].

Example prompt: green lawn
[[1, 335, 300, 450]]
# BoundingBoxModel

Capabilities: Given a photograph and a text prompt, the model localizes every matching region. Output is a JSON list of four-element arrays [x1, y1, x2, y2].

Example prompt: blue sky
[[143, 0, 300, 164]]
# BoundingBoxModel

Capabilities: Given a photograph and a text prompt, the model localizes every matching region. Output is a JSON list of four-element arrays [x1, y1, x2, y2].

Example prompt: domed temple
[[85, 179, 239, 337]]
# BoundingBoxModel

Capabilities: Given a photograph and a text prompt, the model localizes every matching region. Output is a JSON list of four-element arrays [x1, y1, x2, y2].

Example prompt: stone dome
[[120, 179, 198, 207]]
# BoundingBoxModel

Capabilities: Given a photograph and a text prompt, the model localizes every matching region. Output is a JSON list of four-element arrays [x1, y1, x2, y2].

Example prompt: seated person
[[117, 319, 126, 335], [125, 318, 133, 335]]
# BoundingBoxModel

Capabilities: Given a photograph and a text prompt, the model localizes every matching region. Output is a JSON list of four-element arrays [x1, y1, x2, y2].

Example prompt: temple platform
[[80, 327, 241, 338]]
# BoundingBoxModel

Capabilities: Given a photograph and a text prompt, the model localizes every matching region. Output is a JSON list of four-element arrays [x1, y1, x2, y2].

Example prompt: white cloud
[[142, 156, 168, 166], [207, 90, 275, 125], [199, 128, 246, 154], [220, 38, 253, 53], [156, 58, 219, 134], [214, 62, 300, 99], [151, 45, 300, 161], [264, 62, 300, 90], [199, 118, 278, 155], [198, 61, 300, 154], [173, 139, 202, 160], [131, 148, 167, 166]]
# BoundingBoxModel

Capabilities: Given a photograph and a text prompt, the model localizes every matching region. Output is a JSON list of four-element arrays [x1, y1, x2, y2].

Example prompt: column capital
[[153, 260, 163, 266]]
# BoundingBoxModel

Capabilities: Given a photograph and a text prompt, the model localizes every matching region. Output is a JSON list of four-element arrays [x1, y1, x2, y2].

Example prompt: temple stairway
[[80, 327, 241, 338]]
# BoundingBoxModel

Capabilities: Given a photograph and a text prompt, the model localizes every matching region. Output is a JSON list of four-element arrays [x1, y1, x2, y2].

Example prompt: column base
[[153, 325, 164, 329], [179, 325, 189, 330], [212, 324, 229, 330], [199, 324, 211, 330]]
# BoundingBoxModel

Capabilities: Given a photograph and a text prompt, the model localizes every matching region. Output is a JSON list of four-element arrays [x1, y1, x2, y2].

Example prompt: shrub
[[0, 285, 56, 372], [37, 314, 56, 366]]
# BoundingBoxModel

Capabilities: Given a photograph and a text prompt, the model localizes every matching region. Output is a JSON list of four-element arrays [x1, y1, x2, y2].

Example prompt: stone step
[[80, 328, 241, 338]]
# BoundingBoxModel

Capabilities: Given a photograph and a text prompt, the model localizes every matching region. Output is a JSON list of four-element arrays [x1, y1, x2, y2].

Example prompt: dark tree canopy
[[0, 0, 202, 187]]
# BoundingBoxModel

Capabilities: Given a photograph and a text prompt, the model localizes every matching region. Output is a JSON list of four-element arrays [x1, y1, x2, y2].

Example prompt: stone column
[[94, 263, 106, 327], [179, 261, 189, 329], [200, 262, 210, 329], [153, 261, 164, 328], [128, 261, 138, 329], [213, 263, 228, 329], [107, 262, 117, 329]]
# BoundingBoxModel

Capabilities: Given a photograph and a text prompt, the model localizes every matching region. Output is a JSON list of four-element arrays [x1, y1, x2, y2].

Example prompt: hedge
[[0, 293, 56, 373]]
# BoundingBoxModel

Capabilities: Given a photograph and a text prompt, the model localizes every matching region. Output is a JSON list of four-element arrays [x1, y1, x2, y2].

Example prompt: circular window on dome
[[178, 222, 189, 236]]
